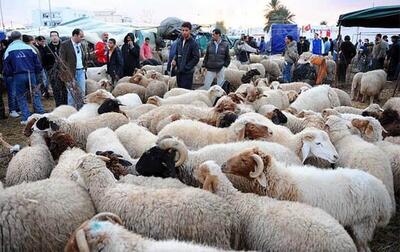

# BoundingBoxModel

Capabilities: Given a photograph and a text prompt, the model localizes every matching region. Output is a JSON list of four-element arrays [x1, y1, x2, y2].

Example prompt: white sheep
[[86, 65, 109, 82], [382, 97, 400, 115], [360, 69, 387, 104], [270, 81, 312, 93], [141, 64, 164, 73], [86, 78, 113, 94], [120, 104, 157, 120], [115, 122, 158, 158], [193, 161, 357, 252], [144, 79, 168, 100], [333, 103, 383, 115], [50, 147, 87, 180], [340, 113, 385, 142], [5, 131, 55, 186], [74, 154, 240, 249], [289, 85, 340, 113], [0, 178, 95, 251], [282, 111, 325, 134], [163, 87, 194, 98], [260, 59, 281, 80], [351, 71, 363, 101], [325, 115, 396, 213], [251, 89, 290, 110], [375, 140, 400, 197], [332, 88, 352, 106], [222, 148, 392, 251], [224, 68, 246, 88], [112, 82, 146, 102], [116, 93, 142, 109], [119, 174, 188, 189], [65, 212, 230, 252]]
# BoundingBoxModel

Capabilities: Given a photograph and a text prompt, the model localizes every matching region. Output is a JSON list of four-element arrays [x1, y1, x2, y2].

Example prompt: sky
[[1, 0, 399, 28]]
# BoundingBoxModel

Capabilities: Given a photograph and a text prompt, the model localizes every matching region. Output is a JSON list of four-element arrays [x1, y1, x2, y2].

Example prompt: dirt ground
[[0, 82, 399, 251]]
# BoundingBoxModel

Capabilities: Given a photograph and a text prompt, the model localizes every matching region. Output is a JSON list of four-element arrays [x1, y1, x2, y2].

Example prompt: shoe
[[10, 111, 20, 118], [20, 120, 28, 125]]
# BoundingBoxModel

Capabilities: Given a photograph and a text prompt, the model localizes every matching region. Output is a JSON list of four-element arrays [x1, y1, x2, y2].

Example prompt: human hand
[[171, 60, 176, 67]]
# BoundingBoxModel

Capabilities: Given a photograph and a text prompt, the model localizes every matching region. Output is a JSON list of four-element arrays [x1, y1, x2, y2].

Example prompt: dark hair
[[145, 37, 150, 41], [382, 35, 388, 40], [344, 35, 351, 41], [72, 28, 83, 36], [123, 33, 135, 44], [376, 33, 382, 38], [261, 36, 264, 39], [181, 21, 192, 30], [10, 31, 21, 40], [22, 34, 34, 43], [50, 31, 59, 37], [286, 35, 293, 42], [35, 36, 45, 41], [108, 38, 116, 44], [212, 28, 221, 35], [391, 35, 399, 40]]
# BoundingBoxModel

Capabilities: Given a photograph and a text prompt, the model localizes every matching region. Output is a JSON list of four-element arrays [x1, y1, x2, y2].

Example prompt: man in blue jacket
[[312, 33, 323, 55], [3, 31, 45, 124], [171, 22, 200, 90]]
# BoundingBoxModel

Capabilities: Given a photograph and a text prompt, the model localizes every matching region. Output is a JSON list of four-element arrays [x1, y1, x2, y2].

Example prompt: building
[[32, 7, 92, 27], [93, 10, 132, 23]]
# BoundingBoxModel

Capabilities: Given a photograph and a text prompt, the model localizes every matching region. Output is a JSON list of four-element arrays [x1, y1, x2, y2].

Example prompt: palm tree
[[320, 20, 328, 25], [264, 0, 295, 32]]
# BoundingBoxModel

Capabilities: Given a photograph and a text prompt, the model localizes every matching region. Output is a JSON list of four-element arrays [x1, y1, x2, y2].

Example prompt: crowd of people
[[0, 22, 399, 124]]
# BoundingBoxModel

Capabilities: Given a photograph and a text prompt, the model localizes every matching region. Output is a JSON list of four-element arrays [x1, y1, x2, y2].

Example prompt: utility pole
[[48, 0, 53, 26], [0, 0, 5, 32]]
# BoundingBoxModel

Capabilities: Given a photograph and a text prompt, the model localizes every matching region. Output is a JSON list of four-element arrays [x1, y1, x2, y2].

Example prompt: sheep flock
[[0, 52, 399, 252]]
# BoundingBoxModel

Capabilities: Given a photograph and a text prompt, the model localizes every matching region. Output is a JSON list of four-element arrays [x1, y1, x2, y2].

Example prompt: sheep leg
[[369, 95, 374, 105], [351, 223, 374, 252], [361, 94, 366, 103]]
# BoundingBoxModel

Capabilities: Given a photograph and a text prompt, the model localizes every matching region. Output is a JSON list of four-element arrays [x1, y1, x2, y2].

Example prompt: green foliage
[[264, 0, 295, 32]]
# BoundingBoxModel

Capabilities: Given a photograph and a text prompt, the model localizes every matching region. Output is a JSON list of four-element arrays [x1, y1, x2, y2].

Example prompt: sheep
[[340, 114, 385, 142], [112, 82, 146, 102], [144, 79, 168, 100], [83, 89, 115, 104], [351, 72, 363, 101], [136, 137, 301, 187], [65, 212, 229, 252], [46, 131, 78, 161], [0, 178, 96, 251], [360, 69, 387, 104], [325, 115, 396, 213], [385, 136, 400, 145], [147, 85, 226, 107], [332, 88, 352, 106], [333, 103, 383, 115], [116, 76, 132, 84], [270, 81, 312, 93], [282, 111, 325, 134], [257, 104, 288, 125], [249, 63, 265, 77], [223, 68, 246, 89], [375, 141, 400, 197], [86, 65, 109, 81], [289, 85, 340, 113], [34, 112, 129, 149], [249, 89, 291, 110], [260, 59, 281, 80], [164, 87, 193, 98], [5, 131, 55, 186], [222, 148, 392, 251], [120, 104, 157, 120], [119, 174, 188, 189], [158, 117, 272, 150], [116, 93, 142, 109], [130, 73, 152, 87], [73, 154, 240, 249], [86, 78, 113, 94], [141, 64, 164, 73], [215, 111, 239, 128], [382, 97, 400, 115], [50, 147, 87, 179], [362, 108, 400, 138], [115, 122, 158, 159], [97, 98, 125, 116], [193, 161, 357, 252]]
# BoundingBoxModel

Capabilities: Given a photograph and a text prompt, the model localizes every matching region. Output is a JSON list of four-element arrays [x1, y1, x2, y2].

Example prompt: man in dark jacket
[[338, 35, 356, 83], [171, 22, 200, 89], [202, 28, 230, 89], [387, 35, 400, 81], [3, 31, 45, 124], [121, 33, 140, 77], [107, 38, 124, 84]]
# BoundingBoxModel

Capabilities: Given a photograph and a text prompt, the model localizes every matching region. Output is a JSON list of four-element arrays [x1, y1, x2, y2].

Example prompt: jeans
[[67, 69, 86, 108], [14, 72, 45, 121], [5, 76, 17, 112], [283, 62, 293, 83], [203, 68, 225, 90], [176, 72, 194, 90]]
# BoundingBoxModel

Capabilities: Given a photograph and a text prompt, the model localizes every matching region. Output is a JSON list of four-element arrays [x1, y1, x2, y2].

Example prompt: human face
[[38, 39, 46, 47], [285, 37, 290, 44], [73, 31, 84, 43], [182, 27, 190, 39], [145, 39, 150, 45], [102, 33, 109, 42], [212, 32, 220, 42], [108, 41, 115, 49], [50, 32, 59, 43], [126, 36, 132, 42], [314, 34, 318, 39]]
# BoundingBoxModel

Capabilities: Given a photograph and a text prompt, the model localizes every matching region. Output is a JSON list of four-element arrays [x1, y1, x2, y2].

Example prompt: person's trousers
[[5, 76, 17, 112], [176, 72, 194, 90], [373, 58, 385, 70], [283, 62, 293, 83], [0, 79, 6, 118], [203, 68, 225, 90], [14, 72, 45, 121], [67, 69, 86, 109]]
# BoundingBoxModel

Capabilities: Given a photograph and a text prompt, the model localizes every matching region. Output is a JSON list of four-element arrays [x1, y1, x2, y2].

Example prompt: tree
[[320, 20, 328, 25], [215, 21, 227, 34], [264, 0, 295, 32]]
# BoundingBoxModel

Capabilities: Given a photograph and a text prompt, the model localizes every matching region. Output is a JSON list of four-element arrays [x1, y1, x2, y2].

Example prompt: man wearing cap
[[202, 28, 230, 90], [3, 31, 45, 124]]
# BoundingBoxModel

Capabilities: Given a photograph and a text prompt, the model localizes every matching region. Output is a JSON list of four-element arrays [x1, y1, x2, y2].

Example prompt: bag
[[293, 63, 317, 84]]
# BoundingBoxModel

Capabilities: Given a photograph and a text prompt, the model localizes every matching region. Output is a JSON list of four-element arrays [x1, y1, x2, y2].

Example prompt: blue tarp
[[271, 24, 298, 54]]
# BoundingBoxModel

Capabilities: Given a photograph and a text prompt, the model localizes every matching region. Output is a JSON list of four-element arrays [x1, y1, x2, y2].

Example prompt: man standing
[[338, 35, 356, 83], [171, 22, 200, 90], [107, 38, 124, 84], [60, 28, 87, 108], [312, 33, 323, 55], [121, 33, 140, 77], [3, 31, 45, 124], [140, 37, 153, 61], [323, 37, 331, 56], [387, 35, 400, 81], [35, 36, 50, 98], [235, 35, 258, 64], [372, 34, 388, 69], [202, 28, 230, 90], [45, 31, 67, 106], [259, 36, 266, 54], [95, 32, 109, 66], [283, 35, 299, 83]]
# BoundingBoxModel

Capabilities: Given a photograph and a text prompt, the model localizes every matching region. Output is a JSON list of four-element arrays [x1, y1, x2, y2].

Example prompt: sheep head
[[351, 119, 375, 140], [84, 89, 114, 104], [146, 96, 161, 106], [286, 90, 298, 103], [221, 147, 270, 188], [213, 96, 238, 113], [195, 161, 220, 193], [24, 117, 38, 137], [48, 132, 77, 161], [245, 86, 264, 102], [34, 116, 61, 132], [97, 98, 123, 115], [299, 128, 339, 164], [130, 73, 149, 87], [243, 121, 273, 140], [322, 109, 339, 119], [227, 93, 245, 104], [262, 106, 288, 125], [216, 111, 238, 128], [95, 151, 131, 179], [208, 85, 227, 104], [98, 79, 113, 92]]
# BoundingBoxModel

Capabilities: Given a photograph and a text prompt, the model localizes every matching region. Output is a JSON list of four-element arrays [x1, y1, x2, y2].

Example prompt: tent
[[270, 24, 298, 54], [338, 5, 400, 28]]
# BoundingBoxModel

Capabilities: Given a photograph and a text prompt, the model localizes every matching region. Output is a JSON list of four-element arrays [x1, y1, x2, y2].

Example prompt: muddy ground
[[0, 82, 399, 251]]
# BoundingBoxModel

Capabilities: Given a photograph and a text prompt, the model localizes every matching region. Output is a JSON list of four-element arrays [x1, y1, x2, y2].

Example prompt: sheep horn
[[97, 155, 110, 162], [91, 212, 123, 225], [157, 138, 188, 167], [75, 229, 90, 252], [250, 154, 264, 178], [0, 134, 13, 149]]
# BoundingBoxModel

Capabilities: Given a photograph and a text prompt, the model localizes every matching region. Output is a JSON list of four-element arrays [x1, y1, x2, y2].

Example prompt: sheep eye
[[316, 142, 321, 145]]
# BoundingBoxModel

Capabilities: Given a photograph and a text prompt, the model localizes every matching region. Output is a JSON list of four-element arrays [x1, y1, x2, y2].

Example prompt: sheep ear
[[203, 175, 218, 193], [301, 141, 311, 163], [351, 119, 368, 132], [118, 159, 132, 167], [50, 121, 60, 131], [256, 172, 267, 188], [236, 126, 246, 141]]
